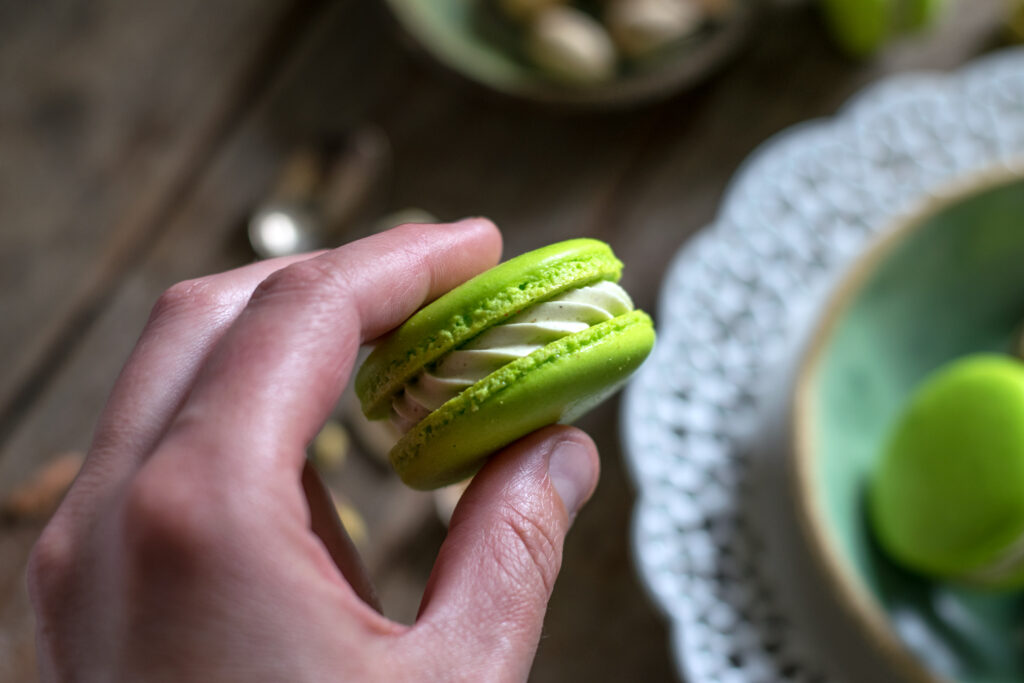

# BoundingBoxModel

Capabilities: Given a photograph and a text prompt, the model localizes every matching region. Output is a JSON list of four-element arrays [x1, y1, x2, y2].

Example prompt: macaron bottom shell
[[390, 309, 655, 490]]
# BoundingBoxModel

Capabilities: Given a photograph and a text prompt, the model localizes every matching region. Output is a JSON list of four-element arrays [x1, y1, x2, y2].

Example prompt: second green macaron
[[821, 0, 947, 56], [355, 238, 655, 490], [870, 354, 1024, 589]]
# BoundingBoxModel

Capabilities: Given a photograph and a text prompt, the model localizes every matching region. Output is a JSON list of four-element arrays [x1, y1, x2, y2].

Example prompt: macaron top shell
[[870, 355, 1024, 585], [355, 238, 623, 419]]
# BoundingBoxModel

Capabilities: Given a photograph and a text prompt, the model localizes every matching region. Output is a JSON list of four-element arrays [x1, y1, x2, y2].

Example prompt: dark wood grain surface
[[0, 0, 1010, 680]]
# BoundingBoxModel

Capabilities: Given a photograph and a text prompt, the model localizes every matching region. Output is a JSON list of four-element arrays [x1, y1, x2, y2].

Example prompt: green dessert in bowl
[[794, 168, 1024, 682]]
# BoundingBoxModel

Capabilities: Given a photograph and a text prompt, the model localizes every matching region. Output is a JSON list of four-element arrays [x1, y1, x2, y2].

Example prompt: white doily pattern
[[622, 49, 1024, 683]]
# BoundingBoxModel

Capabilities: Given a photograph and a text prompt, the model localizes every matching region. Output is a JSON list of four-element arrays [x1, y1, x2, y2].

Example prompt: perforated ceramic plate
[[622, 48, 1024, 683]]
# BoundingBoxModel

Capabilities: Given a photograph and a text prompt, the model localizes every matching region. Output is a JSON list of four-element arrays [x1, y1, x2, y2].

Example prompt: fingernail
[[547, 440, 596, 517], [453, 216, 498, 229]]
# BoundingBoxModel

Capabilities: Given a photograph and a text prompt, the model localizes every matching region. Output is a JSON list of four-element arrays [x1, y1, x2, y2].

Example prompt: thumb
[[414, 426, 599, 680]]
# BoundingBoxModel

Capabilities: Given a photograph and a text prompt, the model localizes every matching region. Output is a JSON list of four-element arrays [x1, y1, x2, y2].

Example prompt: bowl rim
[[380, 0, 755, 108], [791, 160, 1024, 683]]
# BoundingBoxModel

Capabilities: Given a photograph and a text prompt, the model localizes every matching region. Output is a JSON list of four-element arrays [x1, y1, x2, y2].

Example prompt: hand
[[28, 220, 600, 682]]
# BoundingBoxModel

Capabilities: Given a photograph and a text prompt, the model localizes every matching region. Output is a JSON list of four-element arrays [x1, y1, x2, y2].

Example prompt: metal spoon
[[248, 125, 394, 259]]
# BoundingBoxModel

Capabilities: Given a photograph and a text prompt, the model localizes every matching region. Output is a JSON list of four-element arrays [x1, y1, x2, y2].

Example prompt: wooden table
[[0, 1, 1010, 680]]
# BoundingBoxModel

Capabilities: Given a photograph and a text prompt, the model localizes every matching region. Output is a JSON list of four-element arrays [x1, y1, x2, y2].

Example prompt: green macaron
[[820, 0, 947, 56], [870, 354, 1024, 589], [355, 238, 655, 490]]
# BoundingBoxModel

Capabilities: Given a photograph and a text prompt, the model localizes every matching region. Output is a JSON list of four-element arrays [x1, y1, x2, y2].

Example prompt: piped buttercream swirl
[[390, 280, 634, 433]]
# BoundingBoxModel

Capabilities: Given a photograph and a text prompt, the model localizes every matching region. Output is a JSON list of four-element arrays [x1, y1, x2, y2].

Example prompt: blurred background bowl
[[382, 0, 754, 107], [793, 165, 1024, 683]]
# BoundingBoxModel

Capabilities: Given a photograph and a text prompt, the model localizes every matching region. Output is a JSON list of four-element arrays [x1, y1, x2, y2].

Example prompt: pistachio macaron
[[820, 0, 947, 56], [355, 238, 655, 490], [870, 354, 1024, 588]]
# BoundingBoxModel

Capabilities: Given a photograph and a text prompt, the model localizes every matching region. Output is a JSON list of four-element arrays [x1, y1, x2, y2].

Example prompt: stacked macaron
[[356, 238, 655, 490]]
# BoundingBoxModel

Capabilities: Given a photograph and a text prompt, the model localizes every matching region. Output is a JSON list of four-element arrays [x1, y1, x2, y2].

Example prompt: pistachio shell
[[526, 6, 617, 84], [606, 0, 703, 58]]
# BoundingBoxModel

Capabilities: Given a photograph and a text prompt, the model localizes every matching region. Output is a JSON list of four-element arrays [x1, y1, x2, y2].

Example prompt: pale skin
[[28, 219, 601, 682]]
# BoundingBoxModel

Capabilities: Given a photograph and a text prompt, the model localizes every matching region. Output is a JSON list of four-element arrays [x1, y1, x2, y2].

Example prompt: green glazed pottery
[[794, 168, 1024, 683]]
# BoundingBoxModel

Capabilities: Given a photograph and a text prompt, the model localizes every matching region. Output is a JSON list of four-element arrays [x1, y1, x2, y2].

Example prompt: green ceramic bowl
[[794, 167, 1024, 683], [382, 0, 752, 107]]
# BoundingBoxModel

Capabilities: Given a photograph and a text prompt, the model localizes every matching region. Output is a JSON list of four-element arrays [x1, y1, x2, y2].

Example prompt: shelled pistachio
[[334, 498, 368, 549], [311, 419, 350, 472]]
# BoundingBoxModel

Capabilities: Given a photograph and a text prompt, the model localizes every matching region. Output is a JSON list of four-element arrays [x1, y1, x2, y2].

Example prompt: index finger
[[159, 219, 502, 480]]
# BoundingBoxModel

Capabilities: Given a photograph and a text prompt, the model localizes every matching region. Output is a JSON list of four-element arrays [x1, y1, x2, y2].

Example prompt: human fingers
[[154, 219, 502, 490], [413, 426, 599, 681], [62, 253, 325, 516]]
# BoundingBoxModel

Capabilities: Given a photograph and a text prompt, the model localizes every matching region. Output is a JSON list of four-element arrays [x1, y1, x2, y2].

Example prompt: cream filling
[[390, 280, 634, 433]]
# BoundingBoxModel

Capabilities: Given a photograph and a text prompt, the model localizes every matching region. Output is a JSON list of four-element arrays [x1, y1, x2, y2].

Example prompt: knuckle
[[489, 504, 562, 596], [149, 278, 229, 325], [250, 258, 354, 309]]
